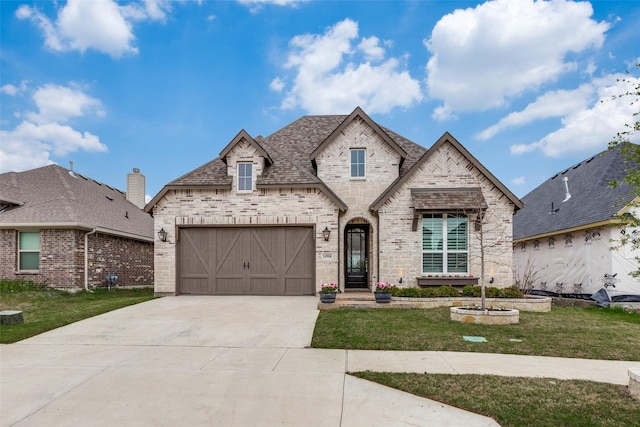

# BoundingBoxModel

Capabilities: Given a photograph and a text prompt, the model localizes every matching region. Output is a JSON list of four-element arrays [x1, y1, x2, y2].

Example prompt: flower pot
[[374, 292, 392, 303], [319, 292, 337, 303]]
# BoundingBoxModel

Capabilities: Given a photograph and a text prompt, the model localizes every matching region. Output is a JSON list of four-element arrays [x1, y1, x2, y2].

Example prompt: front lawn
[[354, 372, 640, 427], [0, 280, 156, 344], [312, 306, 640, 360]]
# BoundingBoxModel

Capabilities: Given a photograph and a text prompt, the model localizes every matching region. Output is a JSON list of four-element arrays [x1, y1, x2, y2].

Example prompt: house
[[513, 143, 640, 299], [0, 165, 154, 290], [146, 107, 523, 296]]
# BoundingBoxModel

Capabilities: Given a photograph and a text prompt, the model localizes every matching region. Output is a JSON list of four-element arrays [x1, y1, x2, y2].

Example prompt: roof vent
[[562, 176, 571, 203], [69, 161, 76, 178]]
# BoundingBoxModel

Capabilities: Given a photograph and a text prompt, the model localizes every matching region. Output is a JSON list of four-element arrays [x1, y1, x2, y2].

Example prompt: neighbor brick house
[[0, 165, 154, 290], [147, 107, 523, 296]]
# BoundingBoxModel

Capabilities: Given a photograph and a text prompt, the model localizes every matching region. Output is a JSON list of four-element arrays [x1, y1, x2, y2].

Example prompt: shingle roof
[[0, 165, 153, 240], [147, 109, 522, 213], [513, 144, 638, 240]]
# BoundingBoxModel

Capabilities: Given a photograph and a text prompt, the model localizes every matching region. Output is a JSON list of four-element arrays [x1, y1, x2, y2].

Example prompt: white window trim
[[350, 148, 366, 179], [18, 231, 40, 271], [422, 214, 468, 274], [237, 162, 253, 193]]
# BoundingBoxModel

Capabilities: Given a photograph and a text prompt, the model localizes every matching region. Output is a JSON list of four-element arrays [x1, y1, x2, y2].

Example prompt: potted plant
[[374, 281, 394, 303], [319, 282, 338, 303]]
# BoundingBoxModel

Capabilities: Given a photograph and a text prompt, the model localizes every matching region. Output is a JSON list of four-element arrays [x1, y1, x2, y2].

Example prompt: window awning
[[411, 188, 487, 231]]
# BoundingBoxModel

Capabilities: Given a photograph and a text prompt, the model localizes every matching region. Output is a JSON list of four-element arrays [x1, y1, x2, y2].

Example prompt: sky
[[1, 0, 639, 202]]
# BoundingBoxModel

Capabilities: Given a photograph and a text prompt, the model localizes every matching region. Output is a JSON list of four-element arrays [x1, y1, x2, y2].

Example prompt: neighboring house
[[0, 165, 154, 290], [513, 144, 640, 299], [147, 107, 523, 296]]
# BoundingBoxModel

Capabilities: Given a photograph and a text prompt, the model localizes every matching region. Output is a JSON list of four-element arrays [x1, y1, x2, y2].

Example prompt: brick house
[[0, 165, 154, 290], [147, 107, 523, 296]]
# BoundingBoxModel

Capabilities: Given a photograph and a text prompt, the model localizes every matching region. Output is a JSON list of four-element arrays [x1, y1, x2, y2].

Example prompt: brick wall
[[377, 142, 516, 288], [153, 186, 339, 294], [0, 228, 153, 289], [315, 117, 403, 287]]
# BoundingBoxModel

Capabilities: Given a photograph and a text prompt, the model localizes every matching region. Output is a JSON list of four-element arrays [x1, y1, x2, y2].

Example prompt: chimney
[[126, 168, 146, 209]]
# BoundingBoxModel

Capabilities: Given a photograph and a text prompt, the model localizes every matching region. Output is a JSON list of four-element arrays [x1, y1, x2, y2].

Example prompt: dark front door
[[345, 225, 369, 289]]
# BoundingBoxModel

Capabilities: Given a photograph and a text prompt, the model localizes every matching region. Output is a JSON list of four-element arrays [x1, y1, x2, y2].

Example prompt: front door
[[345, 225, 369, 289]]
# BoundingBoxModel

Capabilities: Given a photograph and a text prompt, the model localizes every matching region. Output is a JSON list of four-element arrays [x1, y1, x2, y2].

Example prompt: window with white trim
[[350, 148, 365, 178], [422, 214, 468, 273], [237, 162, 253, 192], [19, 231, 40, 271]]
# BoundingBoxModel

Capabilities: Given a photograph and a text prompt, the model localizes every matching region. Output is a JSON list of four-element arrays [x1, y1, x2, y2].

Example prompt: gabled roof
[[0, 165, 153, 241], [146, 108, 521, 216], [219, 129, 273, 166], [309, 107, 407, 162], [513, 143, 638, 240], [370, 132, 523, 212]]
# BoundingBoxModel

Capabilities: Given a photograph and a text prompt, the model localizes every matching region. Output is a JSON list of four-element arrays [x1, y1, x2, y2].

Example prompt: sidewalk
[[346, 350, 639, 386]]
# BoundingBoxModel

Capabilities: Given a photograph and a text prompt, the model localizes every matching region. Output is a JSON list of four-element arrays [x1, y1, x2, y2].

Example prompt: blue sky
[[1, 0, 639, 201]]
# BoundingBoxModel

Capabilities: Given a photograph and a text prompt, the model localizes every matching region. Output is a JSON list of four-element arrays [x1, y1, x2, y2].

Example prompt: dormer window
[[350, 148, 366, 178], [237, 162, 253, 192]]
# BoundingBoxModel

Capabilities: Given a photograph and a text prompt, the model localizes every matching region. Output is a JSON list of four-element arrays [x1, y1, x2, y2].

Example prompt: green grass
[[353, 372, 640, 427], [0, 280, 156, 344], [312, 306, 640, 360]]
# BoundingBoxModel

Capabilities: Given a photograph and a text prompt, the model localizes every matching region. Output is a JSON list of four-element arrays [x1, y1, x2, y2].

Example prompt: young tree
[[606, 64, 640, 276]]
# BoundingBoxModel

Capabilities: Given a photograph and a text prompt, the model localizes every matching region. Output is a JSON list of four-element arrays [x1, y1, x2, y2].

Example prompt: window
[[422, 214, 468, 274], [350, 149, 365, 178], [19, 231, 40, 271], [237, 162, 253, 192]]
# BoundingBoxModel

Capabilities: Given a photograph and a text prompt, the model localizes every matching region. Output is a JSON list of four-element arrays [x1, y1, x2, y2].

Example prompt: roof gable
[[219, 129, 273, 166], [370, 132, 523, 212], [513, 143, 638, 240], [0, 165, 153, 240], [309, 107, 407, 162]]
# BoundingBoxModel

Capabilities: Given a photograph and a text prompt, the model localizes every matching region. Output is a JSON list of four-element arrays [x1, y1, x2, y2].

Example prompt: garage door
[[178, 227, 315, 295]]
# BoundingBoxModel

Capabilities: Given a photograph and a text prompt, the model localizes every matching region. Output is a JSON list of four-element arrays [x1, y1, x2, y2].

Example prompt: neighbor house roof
[[0, 165, 153, 241], [513, 143, 638, 241], [146, 108, 522, 214]]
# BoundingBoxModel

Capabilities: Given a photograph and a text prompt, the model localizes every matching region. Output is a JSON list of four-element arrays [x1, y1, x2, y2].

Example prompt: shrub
[[436, 285, 460, 297], [461, 285, 481, 297], [501, 285, 524, 299], [484, 286, 503, 298]]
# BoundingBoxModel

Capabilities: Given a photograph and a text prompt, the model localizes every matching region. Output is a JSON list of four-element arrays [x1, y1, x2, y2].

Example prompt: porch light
[[322, 226, 331, 241], [157, 227, 168, 242]]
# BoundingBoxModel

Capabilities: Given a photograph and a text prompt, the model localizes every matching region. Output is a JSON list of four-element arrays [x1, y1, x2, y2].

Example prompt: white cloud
[[274, 19, 423, 114], [511, 176, 526, 186], [477, 84, 595, 140], [16, 0, 174, 58], [26, 84, 105, 124], [425, 0, 609, 119], [0, 83, 108, 174], [270, 77, 285, 93], [1, 84, 19, 96], [510, 74, 640, 157], [237, 0, 307, 12]]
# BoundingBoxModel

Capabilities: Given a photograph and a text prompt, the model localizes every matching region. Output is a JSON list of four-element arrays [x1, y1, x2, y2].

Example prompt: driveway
[[1, 296, 498, 426]]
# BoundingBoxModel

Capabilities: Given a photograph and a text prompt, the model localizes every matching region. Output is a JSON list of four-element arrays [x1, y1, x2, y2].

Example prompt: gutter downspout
[[84, 228, 97, 291]]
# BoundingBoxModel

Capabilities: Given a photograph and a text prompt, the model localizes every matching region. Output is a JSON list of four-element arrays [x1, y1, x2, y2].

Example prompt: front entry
[[345, 224, 369, 289]]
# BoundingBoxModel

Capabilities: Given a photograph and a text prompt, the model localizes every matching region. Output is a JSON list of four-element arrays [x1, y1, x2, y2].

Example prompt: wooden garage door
[[178, 227, 315, 295]]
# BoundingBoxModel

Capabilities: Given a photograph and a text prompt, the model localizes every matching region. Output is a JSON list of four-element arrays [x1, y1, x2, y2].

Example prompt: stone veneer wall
[[314, 117, 402, 287], [153, 187, 339, 294], [0, 228, 153, 289], [377, 142, 516, 288]]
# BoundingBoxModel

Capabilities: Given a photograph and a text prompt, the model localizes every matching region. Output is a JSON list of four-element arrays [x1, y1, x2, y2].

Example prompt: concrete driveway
[[1, 296, 498, 426]]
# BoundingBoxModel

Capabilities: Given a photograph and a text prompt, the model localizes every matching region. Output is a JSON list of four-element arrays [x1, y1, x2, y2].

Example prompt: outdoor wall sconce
[[489, 277, 494, 284], [322, 226, 331, 241], [157, 227, 168, 242]]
